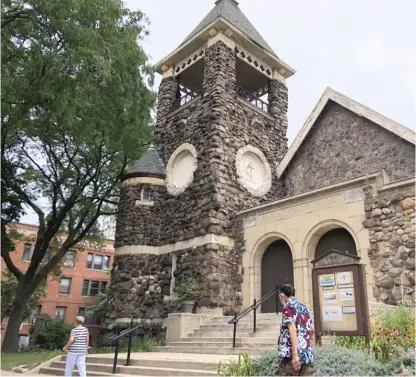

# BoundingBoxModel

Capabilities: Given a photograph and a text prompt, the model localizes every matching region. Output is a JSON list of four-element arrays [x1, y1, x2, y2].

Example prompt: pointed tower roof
[[124, 145, 166, 180], [181, 0, 276, 56], [155, 0, 295, 80]]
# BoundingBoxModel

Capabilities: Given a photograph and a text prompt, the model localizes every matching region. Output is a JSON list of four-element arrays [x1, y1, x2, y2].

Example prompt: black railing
[[228, 281, 287, 348], [108, 320, 139, 374], [175, 84, 203, 107], [236, 85, 269, 113]]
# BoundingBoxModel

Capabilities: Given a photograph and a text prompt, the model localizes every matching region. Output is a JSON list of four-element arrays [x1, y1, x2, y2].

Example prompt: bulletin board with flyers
[[311, 249, 371, 344]]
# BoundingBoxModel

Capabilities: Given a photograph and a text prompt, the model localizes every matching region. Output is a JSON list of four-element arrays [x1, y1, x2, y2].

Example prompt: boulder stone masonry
[[284, 101, 415, 196], [363, 186, 415, 304], [105, 40, 288, 328]]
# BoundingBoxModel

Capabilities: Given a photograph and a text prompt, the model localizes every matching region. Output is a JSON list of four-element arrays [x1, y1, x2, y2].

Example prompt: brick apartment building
[[1, 223, 114, 347]]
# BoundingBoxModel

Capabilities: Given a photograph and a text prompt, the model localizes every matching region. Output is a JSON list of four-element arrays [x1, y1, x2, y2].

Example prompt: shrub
[[249, 346, 409, 376], [334, 304, 415, 361], [176, 278, 201, 301], [88, 337, 165, 354], [217, 353, 257, 376], [34, 321, 72, 350]]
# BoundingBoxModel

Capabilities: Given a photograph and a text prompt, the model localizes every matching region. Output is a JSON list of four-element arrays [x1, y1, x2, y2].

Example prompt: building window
[[64, 250, 76, 267], [42, 248, 52, 263], [22, 243, 33, 262], [82, 280, 107, 297], [78, 307, 86, 317], [87, 253, 110, 271], [141, 186, 151, 201], [59, 277, 72, 295], [22, 305, 42, 324], [55, 306, 67, 321]]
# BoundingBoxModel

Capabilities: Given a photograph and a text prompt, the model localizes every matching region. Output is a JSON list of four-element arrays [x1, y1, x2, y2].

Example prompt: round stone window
[[236, 145, 272, 197], [166, 143, 198, 195]]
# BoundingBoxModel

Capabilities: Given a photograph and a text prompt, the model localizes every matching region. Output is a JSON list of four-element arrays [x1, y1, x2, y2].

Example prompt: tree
[[1, 0, 155, 350], [1, 270, 47, 323]]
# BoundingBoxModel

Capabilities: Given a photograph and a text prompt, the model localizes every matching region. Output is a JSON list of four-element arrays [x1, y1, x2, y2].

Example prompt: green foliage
[[217, 353, 257, 376], [1, 350, 63, 370], [251, 349, 276, 376], [34, 321, 72, 350], [176, 278, 202, 301], [88, 337, 165, 354], [87, 290, 108, 325], [1, 270, 46, 321], [334, 304, 415, 361], [249, 346, 412, 377], [1, 0, 155, 350]]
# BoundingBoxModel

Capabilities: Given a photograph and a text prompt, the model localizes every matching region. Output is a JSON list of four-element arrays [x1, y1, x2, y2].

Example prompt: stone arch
[[247, 232, 294, 310], [302, 219, 361, 261], [302, 219, 361, 307]]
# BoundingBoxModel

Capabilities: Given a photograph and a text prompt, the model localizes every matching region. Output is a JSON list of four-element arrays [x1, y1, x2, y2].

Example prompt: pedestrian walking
[[63, 316, 89, 377], [276, 284, 315, 376]]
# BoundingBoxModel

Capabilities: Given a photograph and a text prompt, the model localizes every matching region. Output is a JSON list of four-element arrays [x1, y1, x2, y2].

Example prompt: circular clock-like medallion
[[236, 145, 272, 196], [166, 143, 198, 195]]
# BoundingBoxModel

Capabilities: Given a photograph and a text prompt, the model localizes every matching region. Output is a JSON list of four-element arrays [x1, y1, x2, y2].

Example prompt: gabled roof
[[276, 87, 415, 178], [124, 145, 166, 180], [180, 0, 276, 57]]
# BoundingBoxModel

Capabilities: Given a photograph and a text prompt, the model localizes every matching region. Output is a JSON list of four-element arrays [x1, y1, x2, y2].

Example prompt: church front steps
[[40, 355, 219, 376], [157, 314, 281, 356]]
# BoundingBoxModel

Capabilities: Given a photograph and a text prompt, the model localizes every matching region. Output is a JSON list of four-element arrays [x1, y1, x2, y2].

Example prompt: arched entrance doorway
[[261, 240, 294, 313], [315, 228, 357, 260]]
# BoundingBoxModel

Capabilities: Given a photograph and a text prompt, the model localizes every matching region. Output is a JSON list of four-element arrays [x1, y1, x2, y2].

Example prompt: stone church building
[[106, 0, 415, 331]]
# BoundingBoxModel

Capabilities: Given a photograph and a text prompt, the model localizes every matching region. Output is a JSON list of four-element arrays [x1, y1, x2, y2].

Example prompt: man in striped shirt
[[64, 316, 89, 377]]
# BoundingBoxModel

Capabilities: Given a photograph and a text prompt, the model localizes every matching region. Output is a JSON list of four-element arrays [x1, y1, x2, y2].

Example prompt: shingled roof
[[180, 0, 276, 56], [124, 145, 166, 180]]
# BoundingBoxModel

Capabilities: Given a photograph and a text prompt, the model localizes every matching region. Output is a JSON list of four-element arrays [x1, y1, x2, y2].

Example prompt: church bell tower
[[106, 0, 295, 331]]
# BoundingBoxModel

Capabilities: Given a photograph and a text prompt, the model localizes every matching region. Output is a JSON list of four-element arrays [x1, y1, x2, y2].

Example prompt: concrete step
[[191, 328, 279, 337], [199, 324, 277, 330], [49, 361, 216, 376], [40, 367, 111, 376], [156, 346, 273, 356], [176, 337, 276, 343], [169, 341, 275, 349]]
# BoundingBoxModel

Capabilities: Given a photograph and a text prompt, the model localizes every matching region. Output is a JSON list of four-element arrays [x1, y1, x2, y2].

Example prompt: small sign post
[[311, 249, 370, 346]]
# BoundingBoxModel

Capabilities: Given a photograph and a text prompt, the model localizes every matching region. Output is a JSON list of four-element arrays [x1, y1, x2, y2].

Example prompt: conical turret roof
[[124, 145, 166, 180], [180, 0, 276, 56]]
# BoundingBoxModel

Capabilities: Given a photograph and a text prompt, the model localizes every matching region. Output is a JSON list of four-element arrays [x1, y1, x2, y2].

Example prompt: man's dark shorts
[[277, 359, 315, 376]]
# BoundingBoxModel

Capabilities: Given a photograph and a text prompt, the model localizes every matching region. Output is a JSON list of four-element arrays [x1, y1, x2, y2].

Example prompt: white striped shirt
[[69, 326, 89, 354]]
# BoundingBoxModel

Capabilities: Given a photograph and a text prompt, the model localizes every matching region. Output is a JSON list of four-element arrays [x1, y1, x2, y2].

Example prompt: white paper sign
[[324, 291, 337, 304], [337, 271, 352, 285], [340, 288, 354, 301], [322, 306, 343, 322]]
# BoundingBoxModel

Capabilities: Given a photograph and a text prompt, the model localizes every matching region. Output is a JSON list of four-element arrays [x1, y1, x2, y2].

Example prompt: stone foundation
[[363, 184, 415, 304]]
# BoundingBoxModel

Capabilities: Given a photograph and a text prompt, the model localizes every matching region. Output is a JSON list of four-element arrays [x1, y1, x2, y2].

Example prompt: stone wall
[[284, 101, 415, 196], [115, 184, 166, 247], [105, 253, 180, 330], [363, 185, 415, 304]]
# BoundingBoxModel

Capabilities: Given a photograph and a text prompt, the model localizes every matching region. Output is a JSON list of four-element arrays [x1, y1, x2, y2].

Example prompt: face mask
[[280, 299, 286, 307]]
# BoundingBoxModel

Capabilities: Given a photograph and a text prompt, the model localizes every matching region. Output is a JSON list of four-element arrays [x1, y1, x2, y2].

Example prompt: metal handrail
[[228, 280, 287, 348], [175, 84, 203, 107], [110, 320, 139, 374]]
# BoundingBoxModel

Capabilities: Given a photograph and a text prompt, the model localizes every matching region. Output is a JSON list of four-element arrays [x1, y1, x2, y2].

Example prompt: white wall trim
[[115, 234, 235, 256], [276, 87, 415, 179]]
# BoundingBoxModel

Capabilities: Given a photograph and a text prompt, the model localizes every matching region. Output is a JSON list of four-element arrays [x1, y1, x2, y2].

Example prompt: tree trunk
[[1, 285, 30, 352]]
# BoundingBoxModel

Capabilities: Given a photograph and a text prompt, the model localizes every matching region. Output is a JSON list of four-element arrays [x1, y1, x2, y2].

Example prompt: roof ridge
[[180, 0, 276, 56]]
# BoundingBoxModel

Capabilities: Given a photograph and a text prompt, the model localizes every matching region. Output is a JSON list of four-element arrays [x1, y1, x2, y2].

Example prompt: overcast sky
[[20, 0, 415, 226]]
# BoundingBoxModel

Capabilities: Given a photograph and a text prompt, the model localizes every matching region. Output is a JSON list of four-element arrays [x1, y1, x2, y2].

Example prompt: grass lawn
[[1, 350, 63, 371]]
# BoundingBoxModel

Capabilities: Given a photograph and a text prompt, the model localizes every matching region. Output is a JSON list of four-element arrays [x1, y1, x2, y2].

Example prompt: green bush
[[176, 278, 202, 301], [88, 337, 165, 354], [217, 353, 257, 376], [334, 304, 415, 361], [245, 346, 413, 376], [35, 321, 72, 350]]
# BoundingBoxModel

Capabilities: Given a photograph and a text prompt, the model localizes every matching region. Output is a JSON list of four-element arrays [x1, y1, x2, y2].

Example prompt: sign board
[[311, 249, 370, 344]]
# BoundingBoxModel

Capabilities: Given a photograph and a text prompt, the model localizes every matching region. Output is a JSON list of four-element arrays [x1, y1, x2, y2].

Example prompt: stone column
[[268, 78, 289, 142]]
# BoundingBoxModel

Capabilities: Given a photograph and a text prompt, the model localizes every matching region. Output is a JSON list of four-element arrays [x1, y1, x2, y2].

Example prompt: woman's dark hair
[[279, 283, 295, 297]]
